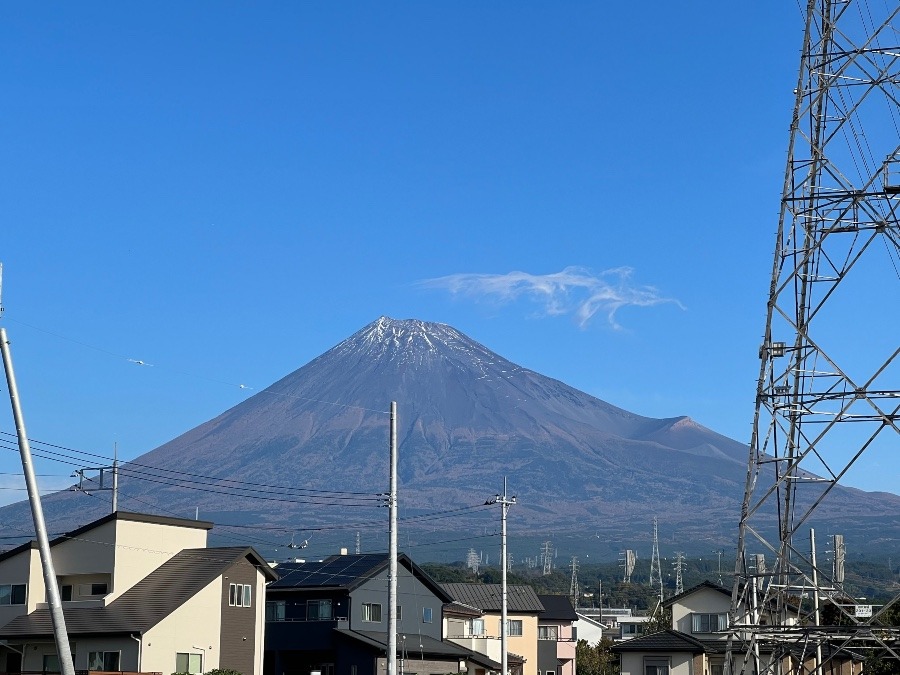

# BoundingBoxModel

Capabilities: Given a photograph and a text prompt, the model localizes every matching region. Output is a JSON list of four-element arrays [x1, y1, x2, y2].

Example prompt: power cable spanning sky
[[2, 0, 895, 513]]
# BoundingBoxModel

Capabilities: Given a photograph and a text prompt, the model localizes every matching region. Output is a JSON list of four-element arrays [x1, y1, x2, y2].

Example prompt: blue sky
[[1, 1, 857, 508]]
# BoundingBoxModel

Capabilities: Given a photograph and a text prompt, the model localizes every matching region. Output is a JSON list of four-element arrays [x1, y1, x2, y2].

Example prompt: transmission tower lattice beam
[[728, 1, 900, 672]]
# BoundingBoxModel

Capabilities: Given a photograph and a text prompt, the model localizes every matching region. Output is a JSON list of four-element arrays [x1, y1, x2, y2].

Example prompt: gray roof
[[537, 595, 577, 621], [611, 629, 706, 654], [335, 630, 506, 670], [0, 547, 275, 639], [662, 580, 731, 608], [441, 583, 545, 613]]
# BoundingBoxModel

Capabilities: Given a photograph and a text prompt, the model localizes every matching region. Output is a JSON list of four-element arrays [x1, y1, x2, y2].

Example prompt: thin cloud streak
[[419, 266, 683, 328]]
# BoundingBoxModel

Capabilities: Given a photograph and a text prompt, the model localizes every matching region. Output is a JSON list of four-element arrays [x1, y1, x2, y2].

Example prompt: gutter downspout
[[130, 634, 142, 672]]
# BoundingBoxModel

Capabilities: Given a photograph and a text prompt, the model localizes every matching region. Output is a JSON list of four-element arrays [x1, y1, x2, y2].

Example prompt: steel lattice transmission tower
[[728, 1, 900, 672], [649, 517, 663, 605]]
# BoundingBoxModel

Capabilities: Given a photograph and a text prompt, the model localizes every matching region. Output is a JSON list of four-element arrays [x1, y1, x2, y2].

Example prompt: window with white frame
[[503, 619, 523, 636], [0, 584, 26, 605], [88, 651, 120, 671], [467, 618, 485, 636], [643, 658, 669, 675], [229, 583, 252, 607], [691, 613, 727, 633], [175, 652, 203, 674], [362, 602, 382, 622], [538, 625, 558, 640], [422, 607, 433, 623]]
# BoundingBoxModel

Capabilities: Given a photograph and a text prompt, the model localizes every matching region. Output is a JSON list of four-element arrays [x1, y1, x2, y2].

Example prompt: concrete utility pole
[[387, 402, 398, 675], [0, 328, 75, 675], [486, 479, 515, 675]]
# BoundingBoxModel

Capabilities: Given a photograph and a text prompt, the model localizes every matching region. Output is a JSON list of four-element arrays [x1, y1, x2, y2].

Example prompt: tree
[[575, 638, 618, 675]]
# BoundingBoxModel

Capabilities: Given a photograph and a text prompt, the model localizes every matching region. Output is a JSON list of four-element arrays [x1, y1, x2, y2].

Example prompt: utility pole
[[0, 327, 75, 675], [486, 478, 515, 675], [387, 402, 398, 675], [72, 461, 118, 514]]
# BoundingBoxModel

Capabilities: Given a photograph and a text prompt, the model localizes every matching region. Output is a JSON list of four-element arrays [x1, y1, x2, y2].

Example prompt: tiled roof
[[537, 595, 577, 621], [611, 630, 706, 653], [441, 583, 545, 613], [0, 547, 274, 638]]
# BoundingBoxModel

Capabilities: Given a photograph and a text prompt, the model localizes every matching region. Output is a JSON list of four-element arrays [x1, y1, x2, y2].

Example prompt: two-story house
[[535, 595, 576, 675], [441, 583, 546, 675], [612, 581, 863, 675], [265, 552, 493, 675], [0, 510, 276, 675]]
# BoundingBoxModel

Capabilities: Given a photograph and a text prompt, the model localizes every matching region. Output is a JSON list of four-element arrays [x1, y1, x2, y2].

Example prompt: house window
[[362, 602, 382, 622], [266, 600, 286, 621], [422, 607, 433, 623], [644, 658, 669, 675], [229, 583, 252, 607], [396, 605, 402, 621], [307, 599, 333, 620], [88, 651, 120, 671], [0, 584, 26, 605], [78, 583, 108, 597], [710, 666, 725, 675], [61, 585, 72, 601], [468, 618, 485, 636], [538, 625, 558, 640], [504, 619, 523, 636], [691, 613, 727, 633], [175, 652, 203, 674], [538, 626, 557, 640]]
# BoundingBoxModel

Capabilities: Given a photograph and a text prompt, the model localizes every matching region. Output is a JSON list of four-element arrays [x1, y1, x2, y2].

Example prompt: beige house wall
[[110, 519, 208, 602], [0, 547, 40, 624], [252, 569, 266, 675], [670, 588, 730, 636], [142, 576, 222, 674], [481, 612, 538, 675], [619, 652, 695, 675]]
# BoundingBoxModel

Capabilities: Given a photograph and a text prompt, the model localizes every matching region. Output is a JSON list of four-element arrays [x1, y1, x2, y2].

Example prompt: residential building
[[612, 581, 863, 675], [572, 613, 604, 647], [441, 583, 546, 675], [264, 553, 496, 675], [535, 595, 576, 675], [0, 510, 276, 675]]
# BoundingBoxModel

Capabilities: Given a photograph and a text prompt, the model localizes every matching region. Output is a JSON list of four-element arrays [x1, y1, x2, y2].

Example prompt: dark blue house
[[264, 553, 496, 675]]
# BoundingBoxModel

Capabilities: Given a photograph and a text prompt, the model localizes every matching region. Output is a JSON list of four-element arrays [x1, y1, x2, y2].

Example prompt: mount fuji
[[2, 317, 898, 560]]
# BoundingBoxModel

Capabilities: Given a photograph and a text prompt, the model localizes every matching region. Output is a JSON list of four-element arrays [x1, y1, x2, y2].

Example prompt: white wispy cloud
[[419, 266, 683, 328]]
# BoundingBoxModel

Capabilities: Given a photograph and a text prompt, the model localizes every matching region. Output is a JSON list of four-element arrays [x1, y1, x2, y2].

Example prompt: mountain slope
[[3, 317, 899, 559]]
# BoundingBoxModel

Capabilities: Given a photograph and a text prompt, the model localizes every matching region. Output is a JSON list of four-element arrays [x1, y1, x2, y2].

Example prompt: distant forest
[[421, 555, 900, 609]]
